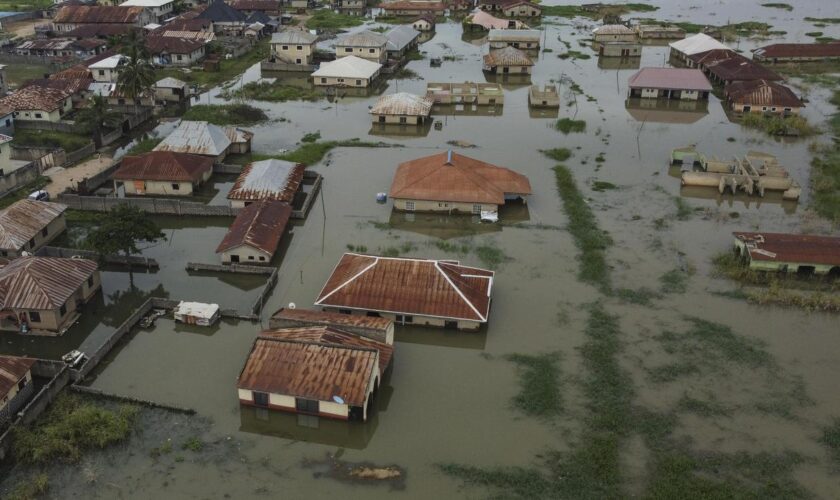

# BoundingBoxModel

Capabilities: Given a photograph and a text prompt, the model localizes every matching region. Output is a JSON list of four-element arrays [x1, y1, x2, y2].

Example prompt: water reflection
[[388, 204, 530, 240], [529, 107, 559, 119], [369, 121, 433, 138], [397, 324, 488, 350], [483, 73, 532, 90], [432, 104, 503, 117], [625, 97, 709, 124], [597, 56, 641, 70], [678, 185, 799, 214]]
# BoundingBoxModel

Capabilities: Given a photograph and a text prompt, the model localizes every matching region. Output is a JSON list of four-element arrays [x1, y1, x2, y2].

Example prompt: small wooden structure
[[174, 301, 220, 326]]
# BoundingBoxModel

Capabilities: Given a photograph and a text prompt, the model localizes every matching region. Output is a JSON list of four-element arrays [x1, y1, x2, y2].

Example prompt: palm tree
[[75, 95, 123, 147], [116, 46, 156, 115], [119, 30, 148, 59]]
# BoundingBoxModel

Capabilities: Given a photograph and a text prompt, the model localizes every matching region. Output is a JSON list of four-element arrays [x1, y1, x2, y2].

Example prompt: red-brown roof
[[733, 232, 840, 266], [0, 86, 70, 112], [65, 24, 137, 38], [260, 326, 393, 372], [381, 1, 445, 11], [0, 256, 98, 310], [628, 67, 712, 91], [54, 5, 145, 24], [390, 151, 531, 205], [230, 0, 280, 11], [725, 80, 802, 108], [687, 48, 741, 67], [315, 254, 494, 322], [0, 355, 36, 398], [705, 57, 782, 82], [237, 332, 379, 406], [113, 151, 214, 182], [271, 307, 394, 332], [215, 200, 291, 256], [753, 43, 840, 59], [22, 77, 92, 96], [50, 64, 92, 80], [145, 35, 205, 55]]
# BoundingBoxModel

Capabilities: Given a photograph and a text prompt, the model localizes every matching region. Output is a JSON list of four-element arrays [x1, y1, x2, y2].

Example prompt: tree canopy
[[87, 205, 165, 259]]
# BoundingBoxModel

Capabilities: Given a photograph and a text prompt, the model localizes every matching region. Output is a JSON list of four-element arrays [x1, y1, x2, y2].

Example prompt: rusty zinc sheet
[[0, 86, 70, 113], [725, 80, 802, 108], [227, 159, 305, 203], [370, 92, 432, 117], [733, 232, 840, 266], [215, 200, 291, 255], [153, 120, 232, 157], [754, 43, 840, 59], [0, 200, 67, 252], [483, 46, 533, 67], [114, 151, 214, 182], [260, 326, 393, 372], [390, 151, 531, 205], [0, 256, 98, 310], [271, 307, 394, 332], [54, 5, 145, 24], [237, 335, 378, 406], [315, 254, 494, 322], [705, 57, 782, 82], [0, 355, 35, 398]]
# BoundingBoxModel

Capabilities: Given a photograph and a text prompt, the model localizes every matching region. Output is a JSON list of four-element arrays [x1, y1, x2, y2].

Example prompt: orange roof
[[271, 307, 394, 332], [390, 151, 531, 205], [0, 355, 35, 398], [260, 326, 393, 372], [215, 200, 291, 255], [315, 253, 494, 322], [733, 232, 840, 266], [114, 151, 214, 182]]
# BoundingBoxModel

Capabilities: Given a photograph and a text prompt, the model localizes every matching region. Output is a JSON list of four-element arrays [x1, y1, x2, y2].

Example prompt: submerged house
[[0, 200, 67, 259], [732, 232, 840, 275], [465, 10, 525, 31], [312, 56, 382, 88], [529, 84, 559, 108], [112, 151, 214, 196], [270, 307, 394, 344], [412, 14, 435, 32], [153, 120, 253, 162], [0, 256, 101, 333], [487, 28, 541, 49], [753, 42, 840, 63], [370, 92, 433, 124], [379, 1, 445, 16], [599, 42, 641, 58], [425, 82, 504, 105], [628, 68, 712, 101], [336, 31, 388, 63], [0, 355, 36, 427], [669, 33, 731, 64], [482, 46, 533, 74], [592, 24, 636, 43], [315, 253, 494, 330], [216, 200, 292, 265], [500, 0, 541, 18], [703, 57, 782, 86], [636, 24, 685, 40], [724, 79, 803, 116], [227, 159, 305, 208], [384, 25, 420, 59], [270, 30, 318, 65], [389, 150, 531, 214], [237, 326, 393, 421]]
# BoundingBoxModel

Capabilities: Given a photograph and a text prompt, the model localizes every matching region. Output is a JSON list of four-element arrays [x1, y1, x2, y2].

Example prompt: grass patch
[[305, 9, 365, 29], [156, 39, 269, 89], [379, 242, 416, 257], [542, 2, 657, 19], [475, 244, 509, 269], [558, 50, 591, 60], [182, 437, 204, 452], [554, 118, 586, 134], [821, 418, 840, 465], [126, 137, 162, 156], [816, 36, 839, 43], [591, 180, 616, 192], [346, 244, 368, 253], [222, 81, 322, 102], [182, 103, 268, 125], [805, 31, 823, 37], [11, 130, 90, 151], [810, 89, 840, 221], [615, 287, 659, 305], [539, 147, 572, 161], [12, 393, 138, 465], [674, 196, 693, 220], [740, 113, 817, 137], [3, 473, 49, 500], [301, 131, 321, 143], [659, 268, 690, 294], [804, 17, 840, 23], [761, 2, 792, 10], [657, 317, 771, 369], [647, 362, 700, 383], [552, 165, 611, 291], [504, 353, 562, 418], [677, 393, 733, 417], [232, 139, 397, 166]]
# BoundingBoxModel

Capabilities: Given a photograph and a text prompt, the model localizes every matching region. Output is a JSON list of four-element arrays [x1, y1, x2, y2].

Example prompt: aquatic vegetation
[[12, 394, 138, 465], [740, 112, 817, 137], [475, 244, 509, 269], [657, 317, 772, 368], [182, 104, 268, 126], [504, 352, 563, 418], [552, 165, 611, 290], [126, 136, 163, 155], [346, 244, 368, 253], [542, 3, 657, 19], [554, 118, 587, 134], [3, 473, 49, 500], [674, 196, 694, 220], [156, 39, 269, 89], [304, 9, 364, 29], [540, 147, 572, 161], [659, 268, 691, 294], [761, 2, 793, 10], [182, 437, 204, 452], [804, 17, 840, 24], [223, 81, 322, 102], [647, 362, 701, 383], [557, 50, 591, 60], [821, 419, 840, 464], [676, 393, 733, 417], [301, 131, 321, 143], [805, 31, 823, 37], [591, 180, 617, 192]]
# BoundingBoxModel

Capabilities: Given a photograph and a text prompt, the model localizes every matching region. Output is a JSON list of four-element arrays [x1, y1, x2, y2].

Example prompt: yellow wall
[[731, 102, 801, 115], [14, 99, 70, 122], [594, 33, 637, 43], [393, 198, 498, 213], [485, 64, 532, 74], [0, 369, 31, 413], [219, 244, 273, 265], [503, 5, 540, 16], [313, 74, 376, 87], [371, 114, 424, 124], [91, 67, 120, 83], [335, 45, 386, 63], [272, 42, 315, 64], [119, 176, 210, 196], [321, 306, 483, 331], [1, 214, 67, 257]]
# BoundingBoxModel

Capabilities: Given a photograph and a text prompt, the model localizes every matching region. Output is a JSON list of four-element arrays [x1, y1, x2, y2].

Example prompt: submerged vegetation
[[222, 81, 322, 102], [821, 419, 840, 464], [305, 9, 365, 29], [182, 104, 268, 125], [540, 147, 572, 161], [761, 2, 793, 10], [126, 136, 163, 156], [156, 39, 269, 88], [542, 3, 657, 19], [740, 113, 817, 137], [811, 88, 840, 221], [554, 118, 587, 134], [504, 353, 562, 418]]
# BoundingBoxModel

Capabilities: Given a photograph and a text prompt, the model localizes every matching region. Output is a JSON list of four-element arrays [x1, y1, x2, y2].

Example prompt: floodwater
[[3, 0, 840, 497]]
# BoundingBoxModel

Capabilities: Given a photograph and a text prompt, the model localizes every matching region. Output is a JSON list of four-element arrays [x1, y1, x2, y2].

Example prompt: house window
[[344, 47, 353, 52], [42, 227, 48, 237], [35, 113, 42, 119], [405, 201, 415, 211], [282, 45, 288, 50], [396, 314, 413, 324], [28, 238, 35, 249], [248, 255, 254, 260], [337, 78, 344, 83], [59, 304, 67, 316], [259, 256, 265, 261], [399, 116, 406, 124], [4, 119, 9, 127], [355, 79, 361, 85], [98, 70, 105, 76], [321, 78, 327, 83], [87, 276, 94, 287], [296, 45, 302, 50], [29, 311, 41, 323], [171, 183, 180, 190], [369, 48, 375, 53], [0, 251, 6, 257], [253, 391, 269, 406], [295, 398, 319, 414], [472, 204, 481, 214], [176, 55, 183, 61], [17, 378, 26, 391]]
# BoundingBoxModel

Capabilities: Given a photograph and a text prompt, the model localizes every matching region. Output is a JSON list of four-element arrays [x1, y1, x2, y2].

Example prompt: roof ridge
[[434, 261, 486, 321], [315, 255, 378, 305]]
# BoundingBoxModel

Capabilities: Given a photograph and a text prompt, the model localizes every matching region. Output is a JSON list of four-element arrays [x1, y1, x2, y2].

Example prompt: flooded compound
[[2, 0, 840, 498]]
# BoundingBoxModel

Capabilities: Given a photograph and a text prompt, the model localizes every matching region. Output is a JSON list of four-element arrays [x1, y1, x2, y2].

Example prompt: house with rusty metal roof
[[389, 150, 531, 215], [14, 38, 107, 59], [21, 77, 93, 106], [0, 355, 36, 427], [482, 46, 533, 74], [0, 86, 73, 122], [112, 151, 214, 196], [703, 56, 782, 86], [370, 92, 432, 125], [0, 200, 68, 259], [336, 30, 389, 63], [628, 67, 712, 101], [153, 120, 252, 161], [145, 35, 206, 66], [753, 42, 840, 63], [724, 80, 803, 116], [64, 23, 138, 39], [380, 1, 444, 16], [592, 24, 636, 43], [270, 307, 394, 344], [120, 0, 175, 23], [227, 159, 305, 208], [0, 256, 101, 334], [732, 232, 840, 275], [315, 253, 495, 330], [237, 326, 393, 421], [216, 200, 292, 264], [53, 5, 154, 33], [230, 0, 281, 16]]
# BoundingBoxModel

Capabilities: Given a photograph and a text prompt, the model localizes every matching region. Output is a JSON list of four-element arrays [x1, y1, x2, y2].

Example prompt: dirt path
[[43, 154, 114, 197], [5, 19, 42, 39]]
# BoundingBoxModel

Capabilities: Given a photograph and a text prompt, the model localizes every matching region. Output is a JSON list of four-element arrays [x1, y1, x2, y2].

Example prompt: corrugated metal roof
[[0, 355, 35, 398], [483, 46, 533, 66], [337, 30, 388, 48], [385, 25, 420, 52], [120, 0, 172, 7], [22, 77, 93, 96], [16, 39, 76, 51], [593, 24, 634, 35], [114, 151, 213, 182], [153, 120, 233, 157], [312, 56, 382, 79], [487, 28, 541, 42], [227, 159, 305, 203], [88, 54, 127, 69], [467, 10, 524, 30], [261, 326, 392, 372], [380, 1, 445, 11], [628, 67, 712, 91], [197, 0, 247, 23], [0, 86, 70, 112], [0, 200, 67, 252], [158, 30, 215, 41], [687, 48, 740, 66], [370, 92, 432, 116], [733, 232, 840, 266], [145, 35, 205, 54], [705, 57, 782, 82], [271, 29, 317, 45], [216, 200, 291, 255], [390, 151, 531, 205], [754, 43, 840, 59], [155, 76, 187, 88], [0, 256, 98, 310], [725, 79, 802, 108], [670, 33, 731, 56], [315, 254, 495, 322], [237, 333, 379, 406], [54, 5, 145, 24], [65, 24, 136, 38], [271, 307, 394, 333], [230, 0, 281, 11]]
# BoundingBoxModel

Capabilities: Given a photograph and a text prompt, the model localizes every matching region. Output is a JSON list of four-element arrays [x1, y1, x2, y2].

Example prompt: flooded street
[[3, 0, 840, 497]]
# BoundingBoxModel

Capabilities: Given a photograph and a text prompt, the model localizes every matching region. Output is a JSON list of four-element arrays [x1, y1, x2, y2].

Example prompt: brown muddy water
[[3, 0, 840, 497]]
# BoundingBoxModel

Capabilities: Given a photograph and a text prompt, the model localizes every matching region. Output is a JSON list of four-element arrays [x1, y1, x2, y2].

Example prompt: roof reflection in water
[[387, 202, 529, 240], [625, 97, 708, 124]]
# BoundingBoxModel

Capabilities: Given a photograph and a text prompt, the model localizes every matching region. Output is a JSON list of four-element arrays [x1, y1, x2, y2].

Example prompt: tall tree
[[75, 95, 122, 147], [87, 205, 166, 282], [116, 45, 156, 113], [118, 30, 148, 59]]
